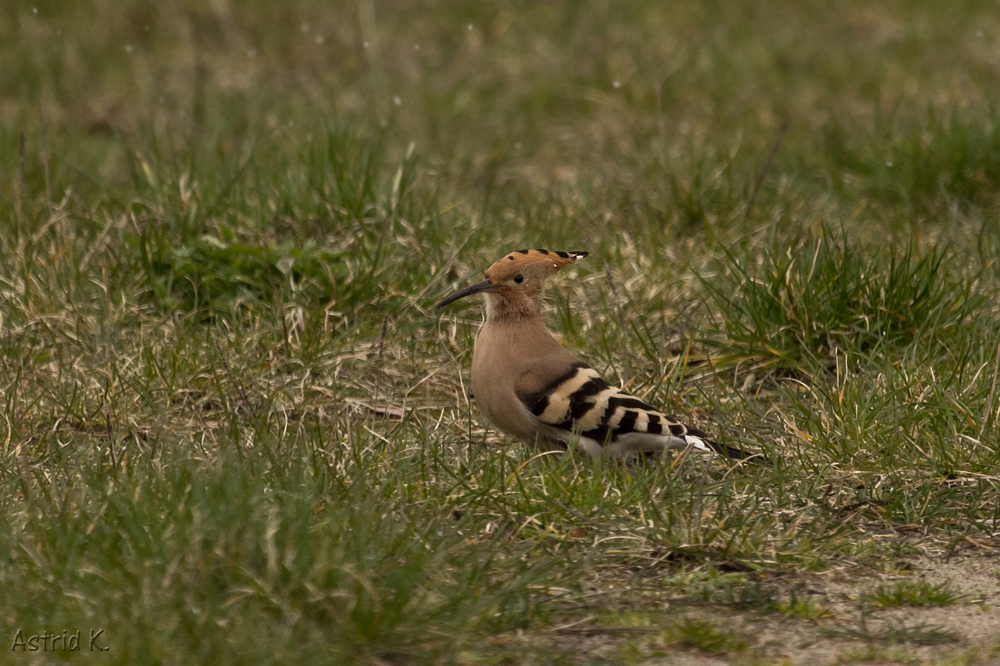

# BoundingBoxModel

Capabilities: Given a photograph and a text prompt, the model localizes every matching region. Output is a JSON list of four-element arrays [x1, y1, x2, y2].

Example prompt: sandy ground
[[497, 552, 1000, 664]]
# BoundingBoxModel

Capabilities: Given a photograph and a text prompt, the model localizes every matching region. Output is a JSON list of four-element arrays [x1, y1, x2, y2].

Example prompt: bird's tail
[[685, 431, 770, 465], [703, 438, 770, 465]]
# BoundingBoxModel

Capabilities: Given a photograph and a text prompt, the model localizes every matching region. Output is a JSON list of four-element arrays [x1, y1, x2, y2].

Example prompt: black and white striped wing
[[518, 361, 715, 455]]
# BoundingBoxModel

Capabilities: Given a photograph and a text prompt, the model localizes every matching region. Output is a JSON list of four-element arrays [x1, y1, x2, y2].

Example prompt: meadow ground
[[2, 1, 1000, 663]]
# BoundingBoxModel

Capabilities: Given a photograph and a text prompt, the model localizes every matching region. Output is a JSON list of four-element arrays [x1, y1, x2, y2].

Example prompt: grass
[[667, 616, 752, 655], [6, 446, 551, 662], [3, 0, 1000, 663], [821, 613, 959, 646], [701, 227, 985, 375], [673, 568, 832, 618], [866, 580, 964, 609]]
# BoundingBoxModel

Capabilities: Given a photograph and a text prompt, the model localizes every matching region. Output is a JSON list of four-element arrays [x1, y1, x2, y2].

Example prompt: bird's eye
[[514, 274, 524, 284]]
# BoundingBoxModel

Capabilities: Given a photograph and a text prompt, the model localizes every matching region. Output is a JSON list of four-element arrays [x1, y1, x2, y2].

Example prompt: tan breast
[[471, 315, 579, 445]]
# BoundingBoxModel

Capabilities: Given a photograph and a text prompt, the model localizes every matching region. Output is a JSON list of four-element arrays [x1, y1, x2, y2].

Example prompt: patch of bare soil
[[503, 553, 1000, 664]]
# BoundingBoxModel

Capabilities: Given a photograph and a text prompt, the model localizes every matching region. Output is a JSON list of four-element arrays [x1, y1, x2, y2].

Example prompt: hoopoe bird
[[437, 249, 758, 462]]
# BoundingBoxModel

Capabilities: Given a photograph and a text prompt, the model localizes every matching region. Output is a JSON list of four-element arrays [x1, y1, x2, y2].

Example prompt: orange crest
[[485, 249, 588, 283]]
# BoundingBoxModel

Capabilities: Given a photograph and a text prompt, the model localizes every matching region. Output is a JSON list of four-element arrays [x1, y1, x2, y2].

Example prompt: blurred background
[[5, 2, 999, 286]]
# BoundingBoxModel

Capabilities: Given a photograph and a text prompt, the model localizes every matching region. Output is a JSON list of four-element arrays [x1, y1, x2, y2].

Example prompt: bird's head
[[436, 249, 588, 318]]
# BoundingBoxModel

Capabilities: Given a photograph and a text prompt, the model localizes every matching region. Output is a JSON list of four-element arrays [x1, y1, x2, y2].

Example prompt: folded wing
[[517, 360, 717, 455]]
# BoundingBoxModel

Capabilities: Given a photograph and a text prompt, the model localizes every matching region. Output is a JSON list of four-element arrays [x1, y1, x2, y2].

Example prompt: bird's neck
[[484, 293, 542, 324]]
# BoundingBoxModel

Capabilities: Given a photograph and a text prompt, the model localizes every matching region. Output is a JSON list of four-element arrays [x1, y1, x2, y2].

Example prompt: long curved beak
[[436, 279, 497, 308]]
